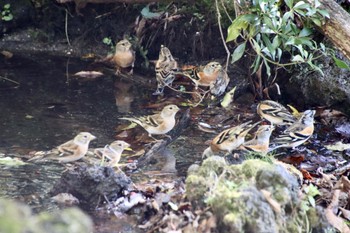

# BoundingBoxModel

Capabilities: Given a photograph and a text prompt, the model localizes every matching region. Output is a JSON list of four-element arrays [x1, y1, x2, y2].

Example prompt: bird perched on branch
[[119, 104, 180, 138], [94, 140, 131, 166], [153, 45, 179, 95], [29, 132, 96, 163], [112, 39, 135, 75], [270, 110, 316, 151], [202, 120, 260, 158], [183, 61, 230, 96], [240, 125, 274, 155], [257, 100, 297, 126]]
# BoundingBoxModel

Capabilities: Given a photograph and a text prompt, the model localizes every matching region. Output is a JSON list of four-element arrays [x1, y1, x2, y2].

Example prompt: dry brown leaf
[[326, 190, 350, 233]]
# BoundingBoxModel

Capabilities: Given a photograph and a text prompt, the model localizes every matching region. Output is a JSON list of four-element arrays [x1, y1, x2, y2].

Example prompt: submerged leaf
[[325, 142, 350, 151]]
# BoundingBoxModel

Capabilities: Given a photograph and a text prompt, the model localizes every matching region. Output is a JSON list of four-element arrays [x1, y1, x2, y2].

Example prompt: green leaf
[[251, 38, 261, 53], [226, 14, 257, 42], [284, 0, 293, 9], [251, 56, 262, 74], [291, 55, 305, 62], [141, 5, 162, 19], [294, 1, 310, 10], [299, 28, 313, 37], [261, 34, 275, 58], [282, 11, 293, 22], [311, 18, 322, 27], [231, 42, 246, 64], [332, 56, 350, 69], [308, 196, 316, 208], [314, 0, 321, 8], [317, 9, 330, 19], [2, 14, 13, 21], [4, 4, 10, 9], [263, 58, 271, 77]]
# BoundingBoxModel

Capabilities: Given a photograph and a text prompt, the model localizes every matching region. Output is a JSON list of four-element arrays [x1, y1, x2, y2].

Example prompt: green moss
[[186, 157, 325, 232]]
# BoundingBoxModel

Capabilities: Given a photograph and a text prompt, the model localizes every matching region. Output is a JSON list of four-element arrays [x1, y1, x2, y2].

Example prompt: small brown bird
[[270, 110, 316, 150], [184, 61, 229, 96], [202, 121, 260, 158], [94, 140, 131, 166], [112, 39, 135, 75], [240, 125, 274, 155], [153, 45, 179, 95], [29, 132, 96, 163], [55, 132, 96, 163], [119, 104, 180, 138], [257, 100, 297, 126]]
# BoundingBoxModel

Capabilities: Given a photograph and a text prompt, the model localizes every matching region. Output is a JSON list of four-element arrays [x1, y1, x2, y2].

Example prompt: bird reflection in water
[[114, 78, 134, 113]]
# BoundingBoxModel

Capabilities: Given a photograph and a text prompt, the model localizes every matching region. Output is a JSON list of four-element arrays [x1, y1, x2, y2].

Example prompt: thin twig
[[0, 76, 20, 86], [215, 0, 231, 73], [220, 0, 233, 23], [65, 9, 71, 46]]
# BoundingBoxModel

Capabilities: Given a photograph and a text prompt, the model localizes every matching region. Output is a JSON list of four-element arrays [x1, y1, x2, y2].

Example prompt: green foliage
[[102, 37, 114, 54], [300, 184, 320, 212], [226, 0, 331, 80], [1, 3, 13, 22]]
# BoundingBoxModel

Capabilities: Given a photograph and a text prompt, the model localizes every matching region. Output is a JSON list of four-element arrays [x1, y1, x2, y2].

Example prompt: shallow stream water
[[0, 53, 206, 231]]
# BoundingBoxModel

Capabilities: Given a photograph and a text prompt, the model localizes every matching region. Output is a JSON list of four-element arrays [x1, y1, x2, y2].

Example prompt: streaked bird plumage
[[270, 110, 316, 150], [153, 45, 179, 95], [119, 104, 180, 137], [202, 120, 260, 158], [257, 100, 297, 126], [240, 125, 274, 155]]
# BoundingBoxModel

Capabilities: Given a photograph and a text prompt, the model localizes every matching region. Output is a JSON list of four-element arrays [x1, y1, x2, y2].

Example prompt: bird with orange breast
[[112, 39, 135, 75], [183, 61, 230, 96]]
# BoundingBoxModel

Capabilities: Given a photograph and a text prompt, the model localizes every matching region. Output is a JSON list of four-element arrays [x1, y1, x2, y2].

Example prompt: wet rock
[[283, 52, 350, 115], [186, 157, 329, 232], [0, 198, 92, 233], [50, 165, 132, 210]]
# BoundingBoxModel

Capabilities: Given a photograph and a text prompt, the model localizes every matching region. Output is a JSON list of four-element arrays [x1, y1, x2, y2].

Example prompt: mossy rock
[[186, 157, 328, 233]]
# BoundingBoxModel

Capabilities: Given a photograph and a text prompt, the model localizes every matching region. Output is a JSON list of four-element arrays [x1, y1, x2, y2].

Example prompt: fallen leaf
[[73, 71, 104, 79], [0, 157, 26, 166], [301, 169, 313, 180], [325, 190, 350, 233], [287, 104, 301, 118], [325, 142, 350, 151]]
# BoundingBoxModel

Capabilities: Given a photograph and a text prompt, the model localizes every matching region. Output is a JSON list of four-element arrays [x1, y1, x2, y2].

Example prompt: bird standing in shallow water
[[202, 120, 260, 158], [257, 100, 297, 126], [112, 39, 135, 75], [270, 110, 316, 151], [153, 45, 179, 95], [183, 61, 229, 96], [94, 140, 130, 166], [29, 132, 96, 163], [119, 104, 180, 138], [240, 125, 274, 155], [55, 132, 96, 163]]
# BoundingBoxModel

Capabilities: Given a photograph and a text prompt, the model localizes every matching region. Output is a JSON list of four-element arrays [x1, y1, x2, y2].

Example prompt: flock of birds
[[28, 39, 316, 166], [111, 39, 230, 96]]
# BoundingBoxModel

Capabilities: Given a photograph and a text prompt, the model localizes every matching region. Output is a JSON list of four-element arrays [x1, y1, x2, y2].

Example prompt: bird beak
[[124, 142, 132, 151]]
